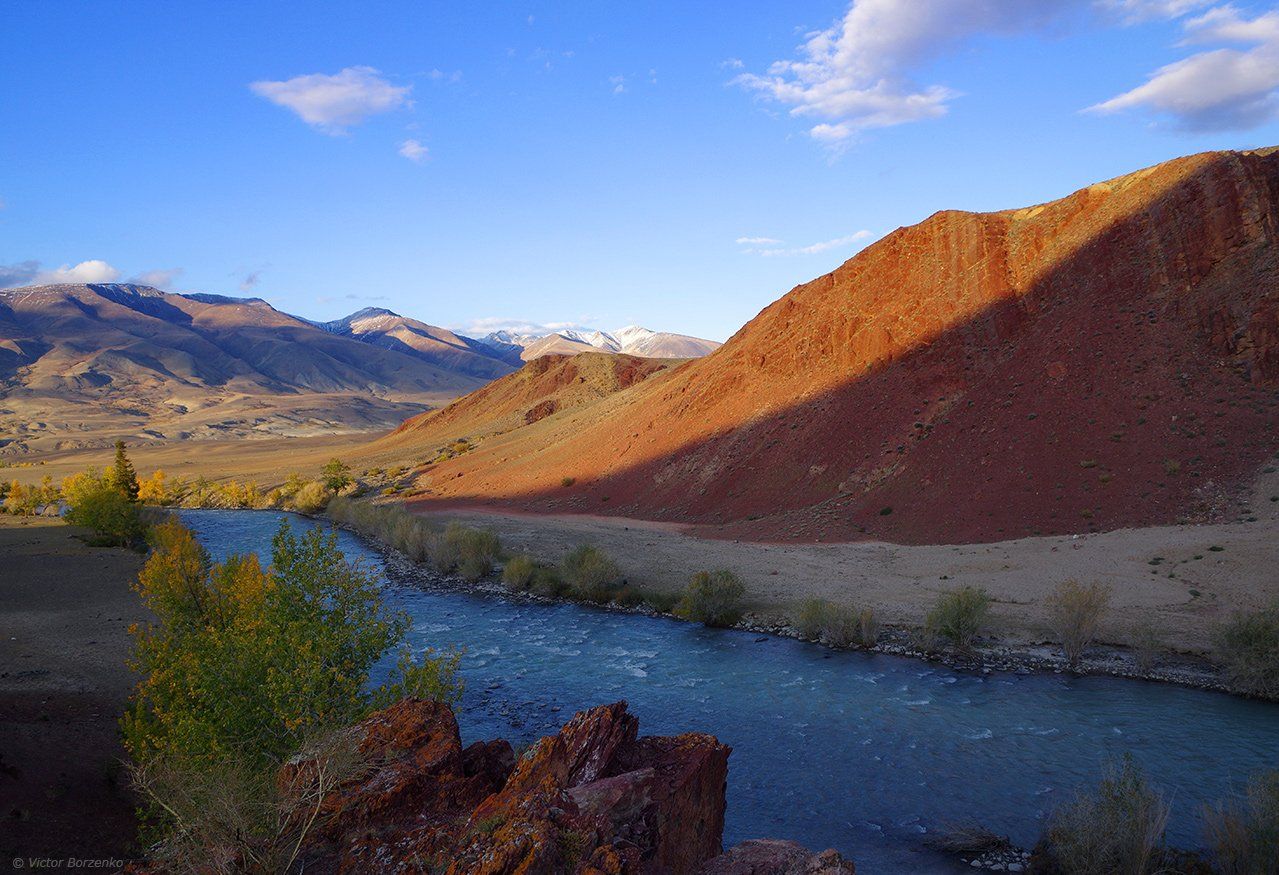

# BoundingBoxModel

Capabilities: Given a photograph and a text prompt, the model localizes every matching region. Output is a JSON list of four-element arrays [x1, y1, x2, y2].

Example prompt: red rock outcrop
[[376, 148, 1279, 544], [287, 700, 740, 875]]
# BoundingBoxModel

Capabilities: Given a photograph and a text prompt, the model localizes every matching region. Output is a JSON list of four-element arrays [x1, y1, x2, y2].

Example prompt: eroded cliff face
[[387, 148, 1279, 544], [281, 700, 853, 875]]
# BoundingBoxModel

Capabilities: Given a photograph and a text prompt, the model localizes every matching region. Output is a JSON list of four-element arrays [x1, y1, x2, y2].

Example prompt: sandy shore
[[411, 465, 1279, 653], [0, 515, 148, 863]]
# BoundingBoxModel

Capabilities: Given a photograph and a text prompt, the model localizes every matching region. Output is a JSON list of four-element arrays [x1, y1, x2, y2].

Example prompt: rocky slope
[[283, 699, 853, 874], [377, 147, 1279, 544], [0, 285, 506, 451], [376, 352, 676, 452]]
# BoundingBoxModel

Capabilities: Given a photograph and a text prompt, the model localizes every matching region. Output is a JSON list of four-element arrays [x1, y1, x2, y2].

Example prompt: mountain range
[[373, 147, 1279, 545], [480, 326, 721, 361], [0, 285, 719, 454]]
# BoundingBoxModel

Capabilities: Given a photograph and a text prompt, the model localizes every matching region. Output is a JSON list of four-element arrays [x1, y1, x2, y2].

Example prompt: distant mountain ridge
[[479, 325, 721, 361], [0, 284, 511, 451]]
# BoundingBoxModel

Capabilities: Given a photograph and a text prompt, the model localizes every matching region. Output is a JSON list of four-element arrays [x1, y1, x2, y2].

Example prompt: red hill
[[379, 148, 1279, 544]]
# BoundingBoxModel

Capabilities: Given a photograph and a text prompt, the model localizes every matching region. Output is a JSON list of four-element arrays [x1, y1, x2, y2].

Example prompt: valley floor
[[408, 468, 1279, 653], [0, 515, 146, 865]]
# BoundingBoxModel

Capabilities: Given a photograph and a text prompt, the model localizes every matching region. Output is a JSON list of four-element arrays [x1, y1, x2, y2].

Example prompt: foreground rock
[[286, 699, 848, 874], [699, 840, 856, 874]]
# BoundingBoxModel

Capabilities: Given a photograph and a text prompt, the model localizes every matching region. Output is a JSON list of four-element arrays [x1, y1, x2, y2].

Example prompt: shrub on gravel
[[926, 586, 991, 650], [1044, 755, 1169, 875], [561, 545, 624, 603], [502, 554, 535, 590], [1046, 579, 1111, 668], [1214, 604, 1279, 698], [675, 570, 746, 627]]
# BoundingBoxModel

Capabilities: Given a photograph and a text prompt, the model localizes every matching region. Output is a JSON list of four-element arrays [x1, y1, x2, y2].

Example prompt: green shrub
[[502, 554, 535, 590], [1046, 579, 1111, 668], [792, 598, 878, 647], [1130, 620, 1163, 673], [64, 477, 144, 546], [1204, 769, 1279, 874], [675, 570, 746, 627], [1214, 604, 1279, 698], [288, 481, 332, 514], [794, 598, 833, 640], [1044, 755, 1169, 875], [926, 586, 991, 649], [561, 545, 623, 603], [320, 458, 353, 493]]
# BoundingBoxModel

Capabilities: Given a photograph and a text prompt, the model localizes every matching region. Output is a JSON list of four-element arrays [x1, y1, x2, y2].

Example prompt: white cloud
[[742, 230, 872, 257], [720, 58, 745, 70], [399, 139, 430, 162], [735, 0, 1074, 145], [735, 236, 784, 245], [129, 268, 183, 289], [1090, 5, 1279, 130], [1096, 0, 1213, 23], [35, 259, 122, 284], [609, 75, 627, 94], [250, 66, 412, 134]]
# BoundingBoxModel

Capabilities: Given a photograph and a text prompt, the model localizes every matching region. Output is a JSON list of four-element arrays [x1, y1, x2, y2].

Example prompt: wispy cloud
[[240, 270, 263, 292], [1090, 4, 1279, 130], [0, 260, 40, 288], [735, 236, 784, 245], [398, 139, 430, 162], [740, 231, 873, 257], [609, 75, 627, 94], [250, 66, 412, 134], [128, 268, 183, 289], [318, 293, 390, 304], [1097, 0, 1213, 24]]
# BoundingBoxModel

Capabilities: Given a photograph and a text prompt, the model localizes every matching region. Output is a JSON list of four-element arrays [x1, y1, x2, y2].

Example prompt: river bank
[[363, 525, 1237, 697], [0, 515, 147, 865], [183, 507, 1279, 873]]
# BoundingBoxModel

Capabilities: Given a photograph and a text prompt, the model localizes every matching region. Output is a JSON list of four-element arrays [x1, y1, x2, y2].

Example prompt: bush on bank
[[1043, 754, 1169, 874], [1046, 579, 1111, 668], [925, 586, 991, 650], [1214, 604, 1279, 699], [675, 570, 746, 627], [123, 517, 461, 866], [561, 544, 625, 603], [792, 598, 879, 648]]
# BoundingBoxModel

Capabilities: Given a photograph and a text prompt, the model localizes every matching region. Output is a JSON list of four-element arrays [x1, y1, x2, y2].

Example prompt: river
[[179, 509, 1279, 874]]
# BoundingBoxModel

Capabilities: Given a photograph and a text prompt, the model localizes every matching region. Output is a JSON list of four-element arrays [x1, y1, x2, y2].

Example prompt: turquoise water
[[180, 510, 1279, 874]]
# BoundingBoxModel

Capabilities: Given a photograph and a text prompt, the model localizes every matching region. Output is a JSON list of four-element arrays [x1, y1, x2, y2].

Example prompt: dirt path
[[0, 515, 148, 865], [412, 478, 1279, 653]]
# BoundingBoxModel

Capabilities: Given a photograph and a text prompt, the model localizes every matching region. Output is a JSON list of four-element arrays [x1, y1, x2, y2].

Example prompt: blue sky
[[3, 1, 1279, 342]]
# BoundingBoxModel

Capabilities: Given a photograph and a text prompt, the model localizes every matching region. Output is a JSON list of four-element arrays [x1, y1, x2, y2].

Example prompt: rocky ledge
[[285, 699, 855, 874]]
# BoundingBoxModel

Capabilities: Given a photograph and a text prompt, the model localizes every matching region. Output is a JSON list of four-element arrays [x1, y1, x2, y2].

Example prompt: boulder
[[287, 700, 741, 875]]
